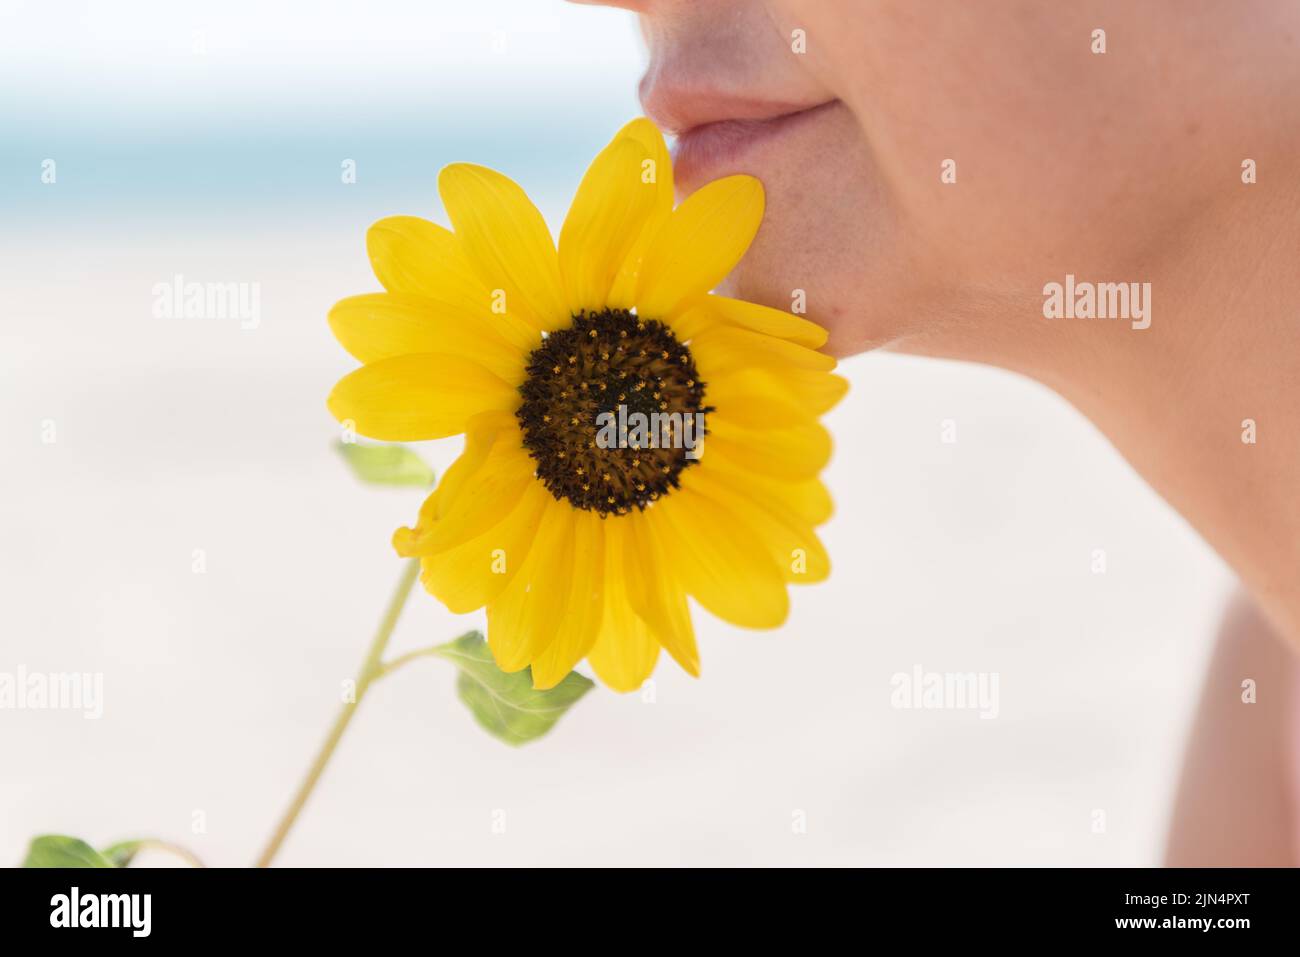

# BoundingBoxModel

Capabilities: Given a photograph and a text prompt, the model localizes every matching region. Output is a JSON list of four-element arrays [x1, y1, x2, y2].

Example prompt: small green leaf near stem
[[422, 633, 594, 746], [22, 835, 203, 868], [23, 835, 113, 868], [334, 441, 435, 487], [101, 839, 205, 868]]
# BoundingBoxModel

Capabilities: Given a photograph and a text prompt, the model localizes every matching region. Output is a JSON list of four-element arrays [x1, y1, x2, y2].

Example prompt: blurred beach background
[[0, 0, 1234, 866]]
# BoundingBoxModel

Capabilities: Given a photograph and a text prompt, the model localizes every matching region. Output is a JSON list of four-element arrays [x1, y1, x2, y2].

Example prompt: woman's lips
[[670, 100, 839, 191]]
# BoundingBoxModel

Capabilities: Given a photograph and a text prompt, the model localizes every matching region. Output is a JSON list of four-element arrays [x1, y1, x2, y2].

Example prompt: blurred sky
[[0, 0, 646, 230]]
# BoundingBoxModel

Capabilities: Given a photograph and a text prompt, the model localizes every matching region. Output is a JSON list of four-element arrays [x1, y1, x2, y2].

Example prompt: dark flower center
[[516, 309, 710, 516]]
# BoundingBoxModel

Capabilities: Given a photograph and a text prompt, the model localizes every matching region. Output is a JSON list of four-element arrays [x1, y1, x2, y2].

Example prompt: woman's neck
[[898, 181, 1300, 645]]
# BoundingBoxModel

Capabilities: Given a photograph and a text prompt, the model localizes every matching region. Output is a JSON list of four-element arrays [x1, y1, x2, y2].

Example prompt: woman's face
[[586, 0, 1298, 357]]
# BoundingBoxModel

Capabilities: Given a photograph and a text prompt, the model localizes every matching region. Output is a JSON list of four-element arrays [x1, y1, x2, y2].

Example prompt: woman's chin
[[708, 110, 898, 356]]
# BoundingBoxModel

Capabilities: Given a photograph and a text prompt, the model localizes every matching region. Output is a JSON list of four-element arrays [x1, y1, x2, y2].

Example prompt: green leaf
[[23, 835, 113, 868], [432, 632, 594, 746], [99, 840, 146, 868], [334, 440, 435, 487]]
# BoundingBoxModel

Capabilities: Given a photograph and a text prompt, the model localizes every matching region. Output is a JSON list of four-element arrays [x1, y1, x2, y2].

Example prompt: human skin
[[1165, 593, 1296, 866], [578, 0, 1300, 861]]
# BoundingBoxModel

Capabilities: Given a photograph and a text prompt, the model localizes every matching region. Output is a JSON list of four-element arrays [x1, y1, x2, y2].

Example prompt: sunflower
[[327, 118, 846, 693]]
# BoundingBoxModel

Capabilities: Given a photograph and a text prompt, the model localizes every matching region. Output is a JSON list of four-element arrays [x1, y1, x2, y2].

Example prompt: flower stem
[[103, 838, 206, 868], [135, 839, 206, 868], [375, 645, 447, 679], [254, 557, 421, 868]]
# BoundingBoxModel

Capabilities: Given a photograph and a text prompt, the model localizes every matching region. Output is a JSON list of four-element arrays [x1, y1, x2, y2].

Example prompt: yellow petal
[[667, 296, 830, 350], [587, 610, 659, 693], [702, 296, 829, 349], [487, 501, 575, 672], [586, 519, 660, 692], [704, 419, 832, 480], [418, 481, 549, 614], [661, 301, 713, 342], [652, 487, 789, 628], [621, 511, 700, 677], [690, 325, 836, 379], [608, 118, 674, 308], [365, 216, 487, 311], [703, 446, 834, 526], [704, 371, 816, 430], [559, 136, 658, 314], [530, 510, 605, 690], [705, 368, 848, 425], [327, 353, 518, 441], [438, 163, 568, 332], [775, 370, 849, 416], [429, 412, 518, 520], [636, 175, 764, 319], [684, 467, 830, 583], [614, 118, 674, 216], [419, 441, 536, 554], [395, 413, 533, 557], [365, 220, 536, 362], [328, 293, 526, 385]]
